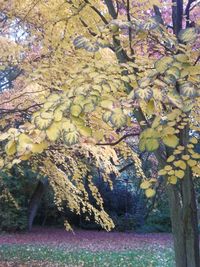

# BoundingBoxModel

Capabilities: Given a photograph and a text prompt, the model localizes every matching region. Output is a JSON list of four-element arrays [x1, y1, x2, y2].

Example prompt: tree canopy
[[0, 2, 200, 264]]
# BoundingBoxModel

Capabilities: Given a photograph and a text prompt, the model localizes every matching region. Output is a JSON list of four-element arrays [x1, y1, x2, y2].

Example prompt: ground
[[0, 227, 174, 267]]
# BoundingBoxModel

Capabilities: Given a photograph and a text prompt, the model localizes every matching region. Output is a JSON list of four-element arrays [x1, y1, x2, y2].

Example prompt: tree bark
[[168, 175, 199, 267], [182, 169, 199, 267], [167, 185, 187, 266]]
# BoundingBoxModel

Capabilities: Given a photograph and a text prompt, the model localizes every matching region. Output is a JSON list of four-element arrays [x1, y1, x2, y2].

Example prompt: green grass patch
[[0, 244, 175, 267]]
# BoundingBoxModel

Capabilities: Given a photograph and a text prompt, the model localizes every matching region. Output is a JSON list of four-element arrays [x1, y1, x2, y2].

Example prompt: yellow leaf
[[20, 153, 32, 161], [34, 115, 52, 130], [158, 169, 167, 176], [163, 135, 179, 148], [190, 137, 198, 144], [178, 27, 197, 43], [155, 56, 174, 73], [78, 126, 92, 137], [0, 132, 9, 141], [46, 122, 61, 141], [70, 105, 82, 117], [18, 133, 32, 145], [110, 111, 127, 128], [145, 139, 159, 152], [145, 188, 156, 198], [164, 165, 172, 171], [168, 170, 175, 175], [140, 180, 151, 189], [192, 166, 200, 176], [182, 154, 190, 161], [174, 54, 189, 63], [177, 146, 184, 151], [100, 100, 113, 109], [0, 158, 4, 168], [167, 155, 175, 163], [5, 140, 17, 156], [93, 130, 104, 142], [162, 126, 175, 136], [63, 131, 79, 145], [152, 117, 160, 128], [175, 169, 185, 179], [146, 100, 154, 115], [84, 103, 95, 112], [31, 142, 48, 153], [187, 159, 197, 167], [168, 176, 177, 184], [191, 153, 200, 159], [54, 110, 63, 122]]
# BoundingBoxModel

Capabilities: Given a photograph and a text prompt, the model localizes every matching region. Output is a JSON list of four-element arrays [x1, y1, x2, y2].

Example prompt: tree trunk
[[28, 179, 48, 231], [182, 169, 199, 267], [168, 174, 200, 267], [167, 185, 187, 266], [167, 125, 200, 266]]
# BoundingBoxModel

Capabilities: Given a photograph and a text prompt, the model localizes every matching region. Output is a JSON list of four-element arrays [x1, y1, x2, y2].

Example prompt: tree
[[0, 1, 200, 266]]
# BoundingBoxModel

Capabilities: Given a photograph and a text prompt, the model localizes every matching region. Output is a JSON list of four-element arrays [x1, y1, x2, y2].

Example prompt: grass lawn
[[0, 228, 175, 266], [0, 244, 174, 267]]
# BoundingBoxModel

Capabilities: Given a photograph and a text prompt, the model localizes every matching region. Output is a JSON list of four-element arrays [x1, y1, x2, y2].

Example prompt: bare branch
[[96, 132, 140, 146]]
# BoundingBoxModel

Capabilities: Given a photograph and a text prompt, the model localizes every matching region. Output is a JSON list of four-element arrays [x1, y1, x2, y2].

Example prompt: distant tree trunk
[[28, 179, 48, 231]]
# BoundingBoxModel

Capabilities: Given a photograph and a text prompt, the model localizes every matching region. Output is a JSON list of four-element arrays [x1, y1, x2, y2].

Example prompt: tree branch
[[185, 0, 196, 27], [83, 0, 109, 24], [104, 0, 117, 19], [96, 132, 140, 146], [153, 5, 164, 25], [126, 0, 134, 55], [172, 0, 183, 36]]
